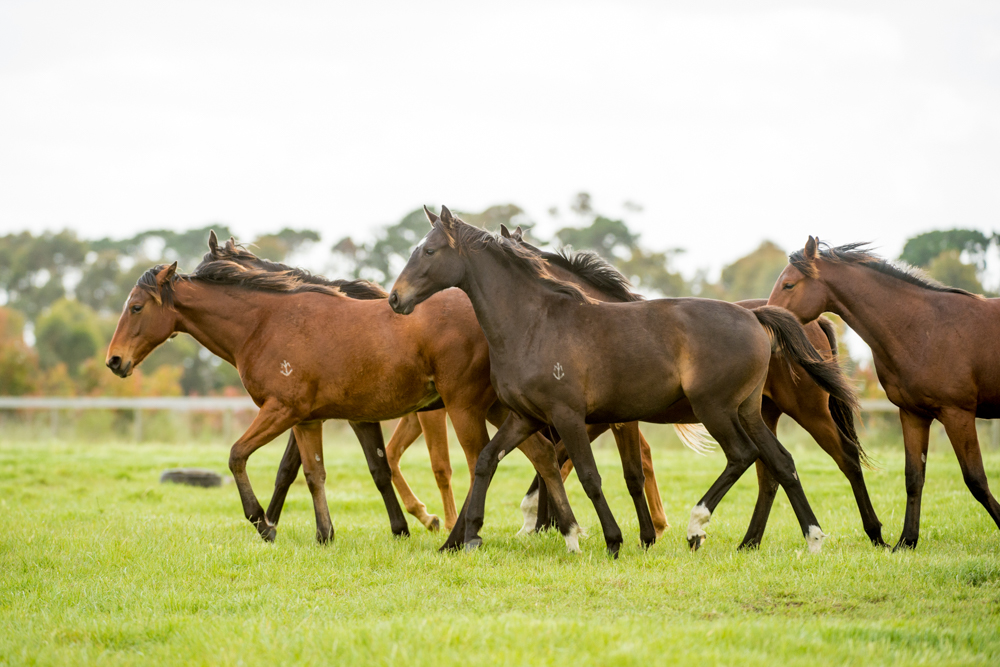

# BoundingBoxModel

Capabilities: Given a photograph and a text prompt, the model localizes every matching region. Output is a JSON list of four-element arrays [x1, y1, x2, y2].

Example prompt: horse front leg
[[292, 421, 334, 544], [265, 430, 301, 527], [895, 409, 931, 550], [418, 409, 458, 530], [228, 402, 300, 542], [350, 421, 410, 538]]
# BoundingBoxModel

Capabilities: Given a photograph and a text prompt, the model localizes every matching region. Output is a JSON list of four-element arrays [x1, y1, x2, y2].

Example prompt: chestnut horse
[[390, 207, 859, 556], [769, 237, 1000, 550], [106, 232, 580, 546], [391, 233, 882, 548]]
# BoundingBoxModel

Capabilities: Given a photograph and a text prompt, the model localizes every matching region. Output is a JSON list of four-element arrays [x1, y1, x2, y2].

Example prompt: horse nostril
[[389, 292, 399, 308], [108, 356, 121, 370]]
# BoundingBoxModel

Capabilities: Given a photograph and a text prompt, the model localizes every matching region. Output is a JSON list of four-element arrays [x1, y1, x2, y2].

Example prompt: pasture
[[2, 422, 999, 666]]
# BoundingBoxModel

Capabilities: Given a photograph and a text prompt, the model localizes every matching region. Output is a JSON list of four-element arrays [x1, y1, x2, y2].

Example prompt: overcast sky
[[2, 1, 998, 280]]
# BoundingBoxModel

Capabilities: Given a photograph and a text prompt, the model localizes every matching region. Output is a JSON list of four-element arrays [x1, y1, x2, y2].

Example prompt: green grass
[[1, 423, 999, 666]]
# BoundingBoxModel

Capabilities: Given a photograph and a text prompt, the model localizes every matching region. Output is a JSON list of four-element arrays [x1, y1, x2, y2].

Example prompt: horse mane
[[134, 239, 388, 306], [539, 249, 644, 303], [447, 219, 597, 304], [790, 241, 983, 299]]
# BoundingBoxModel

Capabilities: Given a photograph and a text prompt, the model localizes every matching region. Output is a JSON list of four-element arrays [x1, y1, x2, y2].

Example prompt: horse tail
[[753, 305, 861, 427], [816, 317, 873, 469]]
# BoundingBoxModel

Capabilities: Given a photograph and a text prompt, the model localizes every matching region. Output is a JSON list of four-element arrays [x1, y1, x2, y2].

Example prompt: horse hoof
[[439, 540, 462, 553], [606, 541, 622, 559], [688, 534, 706, 551], [892, 537, 918, 552], [257, 522, 277, 543], [464, 537, 483, 552], [427, 516, 441, 532], [315, 529, 334, 545]]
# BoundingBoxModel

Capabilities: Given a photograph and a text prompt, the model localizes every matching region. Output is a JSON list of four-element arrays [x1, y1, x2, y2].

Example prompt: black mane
[[790, 241, 982, 299], [540, 249, 643, 303], [448, 221, 597, 304], [134, 238, 388, 305]]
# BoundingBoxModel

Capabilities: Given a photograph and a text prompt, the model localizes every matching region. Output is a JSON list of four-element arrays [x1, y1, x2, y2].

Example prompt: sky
[[1, 0, 999, 281]]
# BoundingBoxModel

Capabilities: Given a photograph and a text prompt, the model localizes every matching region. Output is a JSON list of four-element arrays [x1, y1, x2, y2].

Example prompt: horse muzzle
[[388, 290, 415, 315], [106, 355, 134, 378]]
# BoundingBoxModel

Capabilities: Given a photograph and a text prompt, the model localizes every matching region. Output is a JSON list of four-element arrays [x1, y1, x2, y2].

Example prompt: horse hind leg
[[738, 399, 826, 554], [385, 413, 439, 531], [737, 399, 782, 550], [418, 409, 458, 530], [939, 408, 1000, 534], [610, 422, 657, 549], [684, 407, 760, 551], [350, 421, 410, 538], [637, 427, 670, 539]]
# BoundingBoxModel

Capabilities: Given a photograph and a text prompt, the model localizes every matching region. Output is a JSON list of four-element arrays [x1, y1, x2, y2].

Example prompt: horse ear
[[208, 230, 219, 254], [500, 223, 511, 239], [513, 226, 523, 241], [439, 205, 455, 227], [804, 236, 819, 263], [156, 261, 178, 287], [424, 205, 440, 227]]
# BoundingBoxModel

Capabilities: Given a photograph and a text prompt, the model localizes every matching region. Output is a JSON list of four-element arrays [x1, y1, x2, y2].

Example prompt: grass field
[[2, 422, 999, 666]]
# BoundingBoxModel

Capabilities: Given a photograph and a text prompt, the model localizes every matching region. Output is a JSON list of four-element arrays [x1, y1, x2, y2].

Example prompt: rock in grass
[[159, 468, 224, 488]]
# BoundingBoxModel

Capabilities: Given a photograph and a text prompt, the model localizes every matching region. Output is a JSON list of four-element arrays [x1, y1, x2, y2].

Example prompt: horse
[[768, 237, 1000, 550], [392, 230, 883, 548], [390, 206, 859, 556], [105, 231, 580, 547]]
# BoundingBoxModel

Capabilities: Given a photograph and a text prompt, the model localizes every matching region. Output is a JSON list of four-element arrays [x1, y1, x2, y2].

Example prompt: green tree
[[718, 241, 788, 301], [252, 228, 321, 263], [900, 229, 991, 269], [34, 299, 104, 376], [555, 216, 639, 261], [0, 230, 88, 319], [0, 306, 39, 395], [926, 249, 984, 294]]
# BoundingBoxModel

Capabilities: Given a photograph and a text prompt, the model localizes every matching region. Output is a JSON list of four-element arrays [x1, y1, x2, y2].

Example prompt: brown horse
[[390, 206, 859, 555], [769, 237, 1000, 550], [105, 232, 579, 546]]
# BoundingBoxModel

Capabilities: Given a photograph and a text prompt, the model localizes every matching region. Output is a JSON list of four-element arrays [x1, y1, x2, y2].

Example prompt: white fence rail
[[1, 396, 996, 447]]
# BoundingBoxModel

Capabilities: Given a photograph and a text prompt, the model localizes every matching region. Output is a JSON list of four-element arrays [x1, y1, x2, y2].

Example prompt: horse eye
[[425, 247, 435, 256], [783, 282, 795, 291], [131, 304, 143, 314]]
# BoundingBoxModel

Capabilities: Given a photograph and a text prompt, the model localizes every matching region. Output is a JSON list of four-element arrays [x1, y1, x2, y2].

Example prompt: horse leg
[[519, 475, 542, 534], [446, 411, 543, 551], [684, 408, 760, 551], [737, 399, 782, 550], [636, 425, 670, 538], [895, 409, 932, 550], [610, 422, 656, 549], [385, 413, 440, 531], [291, 421, 334, 544], [349, 421, 410, 537], [265, 430, 302, 526], [418, 409, 458, 530], [739, 399, 825, 553], [939, 408, 1000, 534], [795, 403, 886, 547], [549, 411, 624, 557], [517, 432, 581, 550], [228, 402, 300, 542]]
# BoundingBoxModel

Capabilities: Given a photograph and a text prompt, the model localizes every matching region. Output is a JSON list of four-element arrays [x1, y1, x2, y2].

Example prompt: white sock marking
[[564, 523, 582, 553], [687, 504, 711, 541], [518, 489, 539, 535], [806, 525, 827, 554]]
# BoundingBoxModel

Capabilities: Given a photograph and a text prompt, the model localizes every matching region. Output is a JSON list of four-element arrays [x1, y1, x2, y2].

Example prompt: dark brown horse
[[106, 232, 579, 546], [769, 237, 1000, 549], [390, 206, 859, 556]]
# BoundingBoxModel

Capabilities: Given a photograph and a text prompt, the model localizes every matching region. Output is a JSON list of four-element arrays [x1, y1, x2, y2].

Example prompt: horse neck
[[171, 281, 263, 366], [820, 261, 931, 365], [457, 250, 559, 354]]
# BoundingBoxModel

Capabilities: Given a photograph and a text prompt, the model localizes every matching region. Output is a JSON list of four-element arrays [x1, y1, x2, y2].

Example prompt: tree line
[[0, 194, 993, 397]]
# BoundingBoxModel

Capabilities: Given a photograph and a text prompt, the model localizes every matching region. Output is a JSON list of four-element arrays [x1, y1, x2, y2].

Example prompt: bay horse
[[390, 206, 859, 556], [106, 231, 580, 546], [769, 237, 1000, 550], [391, 231, 883, 548]]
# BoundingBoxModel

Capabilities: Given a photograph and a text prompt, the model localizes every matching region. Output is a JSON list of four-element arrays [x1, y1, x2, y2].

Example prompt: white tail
[[673, 423, 716, 455]]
